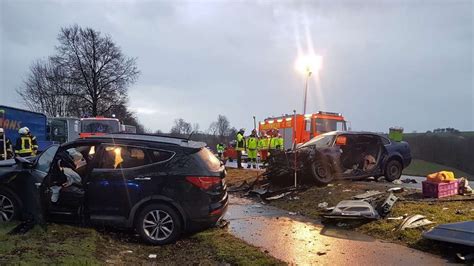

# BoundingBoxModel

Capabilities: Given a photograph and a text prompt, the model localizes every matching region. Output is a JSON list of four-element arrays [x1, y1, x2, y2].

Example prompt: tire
[[0, 187, 21, 222], [310, 160, 334, 186], [384, 160, 403, 182], [136, 203, 182, 245]]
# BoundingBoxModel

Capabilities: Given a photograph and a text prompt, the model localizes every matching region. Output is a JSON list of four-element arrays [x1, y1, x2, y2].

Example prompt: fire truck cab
[[80, 117, 121, 138], [259, 111, 347, 150]]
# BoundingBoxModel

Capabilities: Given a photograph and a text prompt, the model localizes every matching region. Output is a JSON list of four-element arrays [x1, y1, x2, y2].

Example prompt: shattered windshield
[[300, 133, 335, 149]]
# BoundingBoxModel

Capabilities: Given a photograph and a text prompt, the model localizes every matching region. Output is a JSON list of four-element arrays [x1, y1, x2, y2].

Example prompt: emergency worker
[[235, 129, 245, 168], [246, 129, 258, 169]]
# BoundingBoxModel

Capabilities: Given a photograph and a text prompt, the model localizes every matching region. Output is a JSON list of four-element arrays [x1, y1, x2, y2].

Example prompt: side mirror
[[14, 156, 33, 168], [335, 135, 347, 146]]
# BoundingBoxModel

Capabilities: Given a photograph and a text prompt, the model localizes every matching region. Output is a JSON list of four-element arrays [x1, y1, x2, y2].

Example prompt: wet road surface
[[225, 195, 454, 265]]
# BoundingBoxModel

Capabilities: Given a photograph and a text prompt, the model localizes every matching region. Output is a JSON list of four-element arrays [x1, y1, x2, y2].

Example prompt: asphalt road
[[224, 195, 456, 265]]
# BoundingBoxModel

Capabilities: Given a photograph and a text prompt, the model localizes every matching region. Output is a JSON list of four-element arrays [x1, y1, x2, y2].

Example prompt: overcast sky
[[1, 0, 473, 133]]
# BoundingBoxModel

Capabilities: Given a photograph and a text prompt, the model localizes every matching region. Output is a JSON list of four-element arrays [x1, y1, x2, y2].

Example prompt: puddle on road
[[225, 195, 449, 265]]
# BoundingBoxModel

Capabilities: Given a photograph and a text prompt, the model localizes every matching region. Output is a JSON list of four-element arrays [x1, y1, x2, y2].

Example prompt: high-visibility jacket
[[15, 134, 37, 156], [277, 137, 284, 150], [246, 136, 258, 150], [258, 137, 269, 150], [270, 137, 284, 150], [235, 132, 245, 151], [216, 144, 225, 153], [269, 137, 278, 149]]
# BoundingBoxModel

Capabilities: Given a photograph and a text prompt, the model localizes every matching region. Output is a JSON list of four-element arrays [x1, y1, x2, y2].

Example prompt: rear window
[[196, 147, 221, 172]]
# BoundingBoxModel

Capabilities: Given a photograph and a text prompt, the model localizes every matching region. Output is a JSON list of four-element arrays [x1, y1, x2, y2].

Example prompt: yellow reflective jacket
[[246, 136, 258, 150]]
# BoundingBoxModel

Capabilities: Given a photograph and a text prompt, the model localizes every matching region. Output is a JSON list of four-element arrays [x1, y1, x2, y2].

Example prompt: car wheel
[[384, 160, 402, 182], [0, 187, 20, 222], [136, 203, 181, 245], [310, 160, 334, 186]]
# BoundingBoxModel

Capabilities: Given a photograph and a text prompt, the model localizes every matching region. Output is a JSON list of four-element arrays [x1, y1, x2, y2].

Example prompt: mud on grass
[[0, 223, 281, 265]]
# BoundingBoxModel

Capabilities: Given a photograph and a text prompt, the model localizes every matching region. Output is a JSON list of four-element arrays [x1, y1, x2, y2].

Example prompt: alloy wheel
[[142, 210, 174, 241], [0, 194, 14, 222]]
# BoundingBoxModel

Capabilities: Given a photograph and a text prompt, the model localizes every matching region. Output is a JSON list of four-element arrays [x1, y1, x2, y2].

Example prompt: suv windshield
[[81, 120, 120, 133], [300, 133, 335, 149]]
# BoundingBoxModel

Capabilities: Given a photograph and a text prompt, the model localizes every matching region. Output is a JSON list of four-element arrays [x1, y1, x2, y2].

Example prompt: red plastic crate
[[422, 180, 459, 198]]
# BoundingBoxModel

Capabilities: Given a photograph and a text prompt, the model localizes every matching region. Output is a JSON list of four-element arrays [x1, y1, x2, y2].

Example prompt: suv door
[[86, 144, 155, 223]]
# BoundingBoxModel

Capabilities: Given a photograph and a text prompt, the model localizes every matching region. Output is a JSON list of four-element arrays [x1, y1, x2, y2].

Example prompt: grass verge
[[403, 159, 473, 180], [0, 223, 281, 265]]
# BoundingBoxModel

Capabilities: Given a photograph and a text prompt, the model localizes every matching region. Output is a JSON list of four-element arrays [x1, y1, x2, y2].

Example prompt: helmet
[[18, 127, 29, 135], [239, 128, 245, 133]]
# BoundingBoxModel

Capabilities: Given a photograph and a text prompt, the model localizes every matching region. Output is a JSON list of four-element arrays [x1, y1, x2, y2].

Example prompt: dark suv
[[0, 134, 228, 244]]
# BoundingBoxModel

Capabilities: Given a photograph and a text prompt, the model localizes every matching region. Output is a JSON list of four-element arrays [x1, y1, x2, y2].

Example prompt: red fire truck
[[259, 111, 347, 150], [80, 117, 121, 138]]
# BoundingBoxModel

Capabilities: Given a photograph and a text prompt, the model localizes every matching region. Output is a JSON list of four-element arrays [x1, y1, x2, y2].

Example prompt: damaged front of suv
[[265, 131, 411, 187]]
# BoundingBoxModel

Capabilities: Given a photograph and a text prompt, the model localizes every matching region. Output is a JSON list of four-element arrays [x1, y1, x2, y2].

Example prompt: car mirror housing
[[14, 156, 34, 168], [335, 136, 347, 146]]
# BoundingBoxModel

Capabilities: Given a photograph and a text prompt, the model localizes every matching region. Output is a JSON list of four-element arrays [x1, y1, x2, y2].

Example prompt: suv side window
[[151, 150, 174, 163], [98, 145, 151, 169]]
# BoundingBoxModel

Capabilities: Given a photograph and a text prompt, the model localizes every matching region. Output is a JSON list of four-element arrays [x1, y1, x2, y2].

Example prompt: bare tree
[[170, 118, 192, 136], [51, 25, 139, 116], [192, 123, 200, 133], [17, 60, 79, 117]]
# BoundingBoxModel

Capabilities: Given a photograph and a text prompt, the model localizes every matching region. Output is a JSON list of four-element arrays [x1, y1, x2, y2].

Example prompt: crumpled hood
[[0, 159, 24, 183]]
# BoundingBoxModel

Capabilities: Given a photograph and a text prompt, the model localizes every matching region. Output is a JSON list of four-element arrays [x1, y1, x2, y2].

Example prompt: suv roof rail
[[85, 132, 206, 149], [107, 132, 189, 141]]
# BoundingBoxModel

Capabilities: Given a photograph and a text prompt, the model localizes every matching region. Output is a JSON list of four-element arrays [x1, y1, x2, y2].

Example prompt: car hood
[[0, 159, 24, 183]]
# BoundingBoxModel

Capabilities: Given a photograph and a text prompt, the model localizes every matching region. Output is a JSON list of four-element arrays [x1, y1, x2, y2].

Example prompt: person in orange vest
[[258, 131, 270, 164]]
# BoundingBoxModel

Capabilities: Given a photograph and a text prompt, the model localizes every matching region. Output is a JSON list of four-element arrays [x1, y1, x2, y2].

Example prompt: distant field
[[403, 159, 473, 180]]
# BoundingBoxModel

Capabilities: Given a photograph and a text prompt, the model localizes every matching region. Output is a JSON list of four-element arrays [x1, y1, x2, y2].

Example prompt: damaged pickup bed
[[265, 131, 412, 186]]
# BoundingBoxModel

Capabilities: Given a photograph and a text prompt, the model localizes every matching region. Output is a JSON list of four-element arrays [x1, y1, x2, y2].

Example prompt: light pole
[[303, 69, 312, 115], [295, 54, 323, 114]]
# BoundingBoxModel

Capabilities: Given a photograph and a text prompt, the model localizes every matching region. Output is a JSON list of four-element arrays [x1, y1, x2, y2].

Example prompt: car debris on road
[[397, 215, 433, 231]]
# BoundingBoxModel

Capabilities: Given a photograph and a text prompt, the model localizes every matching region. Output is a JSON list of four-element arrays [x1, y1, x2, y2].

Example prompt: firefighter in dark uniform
[[8, 127, 45, 234], [15, 127, 38, 157], [235, 129, 245, 169], [0, 128, 14, 160]]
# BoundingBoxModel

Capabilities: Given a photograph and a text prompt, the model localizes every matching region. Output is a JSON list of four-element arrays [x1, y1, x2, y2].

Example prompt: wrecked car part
[[353, 190, 384, 200], [376, 193, 398, 218], [228, 181, 251, 192], [459, 177, 473, 195], [265, 192, 292, 201], [401, 178, 417, 184], [423, 221, 474, 247], [456, 253, 474, 263], [323, 200, 380, 220], [397, 215, 433, 231], [387, 216, 404, 220], [387, 187, 404, 193], [318, 202, 329, 208]]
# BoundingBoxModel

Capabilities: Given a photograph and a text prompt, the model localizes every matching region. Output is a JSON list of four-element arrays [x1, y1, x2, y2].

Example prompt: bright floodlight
[[295, 54, 323, 75]]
